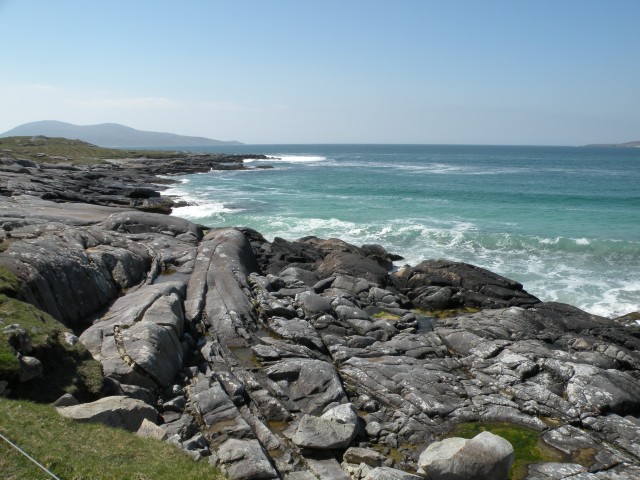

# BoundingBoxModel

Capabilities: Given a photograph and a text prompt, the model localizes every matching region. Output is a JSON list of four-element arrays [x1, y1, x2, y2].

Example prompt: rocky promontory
[[1, 150, 640, 479]]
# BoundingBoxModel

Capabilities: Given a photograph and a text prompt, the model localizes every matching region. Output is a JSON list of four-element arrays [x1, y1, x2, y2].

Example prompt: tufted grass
[[0, 292, 103, 402], [0, 398, 222, 479]]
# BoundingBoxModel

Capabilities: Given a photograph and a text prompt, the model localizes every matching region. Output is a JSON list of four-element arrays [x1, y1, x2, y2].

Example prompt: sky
[[1, 1, 639, 145]]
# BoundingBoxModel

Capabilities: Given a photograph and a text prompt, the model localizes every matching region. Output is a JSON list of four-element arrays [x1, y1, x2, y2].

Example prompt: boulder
[[321, 403, 359, 425], [565, 363, 640, 415], [317, 252, 389, 285], [392, 259, 539, 310], [417, 431, 514, 480], [292, 414, 357, 449], [185, 229, 260, 346], [52, 393, 79, 407], [79, 282, 186, 389], [265, 358, 347, 414], [217, 438, 279, 480], [344, 447, 386, 467], [137, 418, 168, 441], [18, 355, 42, 382], [56, 396, 158, 431], [100, 211, 202, 241]]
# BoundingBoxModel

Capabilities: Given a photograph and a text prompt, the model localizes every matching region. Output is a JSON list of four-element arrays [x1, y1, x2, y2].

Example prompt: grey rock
[[189, 379, 252, 442], [565, 363, 640, 415], [525, 462, 586, 478], [18, 355, 42, 382], [52, 393, 79, 407], [321, 403, 359, 425], [100, 211, 201, 241], [344, 447, 386, 467], [3, 324, 32, 354], [137, 418, 168, 441], [292, 414, 357, 449], [296, 291, 333, 317], [303, 452, 351, 480], [217, 438, 279, 480], [283, 472, 318, 480], [193, 229, 260, 345], [79, 282, 186, 389], [364, 467, 423, 480], [268, 317, 325, 352], [279, 267, 320, 287], [318, 252, 389, 285], [417, 431, 514, 480], [392, 259, 539, 309], [56, 396, 158, 431], [160, 413, 198, 441], [335, 305, 371, 321], [265, 358, 347, 414], [1, 226, 151, 325]]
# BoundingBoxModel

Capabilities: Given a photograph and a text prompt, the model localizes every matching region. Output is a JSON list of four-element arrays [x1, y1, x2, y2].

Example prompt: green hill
[[1, 120, 242, 148]]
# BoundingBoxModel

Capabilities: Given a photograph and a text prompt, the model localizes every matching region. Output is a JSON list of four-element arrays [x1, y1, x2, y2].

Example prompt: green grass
[[372, 311, 402, 321], [0, 293, 103, 402], [0, 136, 181, 165], [0, 265, 20, 296], [0, 398, 221, 479], [447, 421, 594, 480]]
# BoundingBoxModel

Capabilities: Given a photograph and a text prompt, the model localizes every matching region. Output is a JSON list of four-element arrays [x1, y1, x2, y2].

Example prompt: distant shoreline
[[583, 140, 640, 148]]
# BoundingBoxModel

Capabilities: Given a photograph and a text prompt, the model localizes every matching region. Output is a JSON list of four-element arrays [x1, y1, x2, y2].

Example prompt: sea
[[160, 144, 640, 318]]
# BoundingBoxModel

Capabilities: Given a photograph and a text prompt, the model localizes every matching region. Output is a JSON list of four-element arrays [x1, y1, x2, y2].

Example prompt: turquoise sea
[[162, 144, 640, 318]]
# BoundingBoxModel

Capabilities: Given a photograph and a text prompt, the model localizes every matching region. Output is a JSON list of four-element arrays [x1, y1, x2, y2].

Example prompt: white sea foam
[[163, 145, 640, 318], [172, 201, 242, 219], [244, 155, 327, 164]]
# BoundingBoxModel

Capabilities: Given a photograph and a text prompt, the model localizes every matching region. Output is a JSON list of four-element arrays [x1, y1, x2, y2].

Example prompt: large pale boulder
[[417, 431, 514, 480], [56, 396, 157, 431]]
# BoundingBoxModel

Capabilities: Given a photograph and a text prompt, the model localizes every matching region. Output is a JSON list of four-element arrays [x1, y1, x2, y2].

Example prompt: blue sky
[[1, 1, 639, 145]]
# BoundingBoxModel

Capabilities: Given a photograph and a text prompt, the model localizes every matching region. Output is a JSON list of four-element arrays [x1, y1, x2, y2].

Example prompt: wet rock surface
[[1, 155, 640, 479]]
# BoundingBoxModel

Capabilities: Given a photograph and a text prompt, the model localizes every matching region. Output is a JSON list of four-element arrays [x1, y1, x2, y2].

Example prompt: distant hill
[[0, 120, 243, 148], [584, 140, 640, 148]]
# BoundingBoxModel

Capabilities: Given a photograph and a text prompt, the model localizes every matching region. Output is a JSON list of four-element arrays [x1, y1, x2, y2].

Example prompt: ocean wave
[[172, 201, 243, 219], [244, 155, 327, 164]]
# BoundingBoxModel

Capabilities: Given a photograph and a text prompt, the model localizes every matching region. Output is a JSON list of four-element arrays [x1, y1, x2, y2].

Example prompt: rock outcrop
[[2, 152, 640, 479], [56, 395, 158, 431], [417, 431, 514, 479]]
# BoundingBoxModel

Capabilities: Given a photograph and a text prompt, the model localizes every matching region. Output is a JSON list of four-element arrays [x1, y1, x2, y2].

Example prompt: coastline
[[156, 144, 640, 319], [2, 151, 640, 479]]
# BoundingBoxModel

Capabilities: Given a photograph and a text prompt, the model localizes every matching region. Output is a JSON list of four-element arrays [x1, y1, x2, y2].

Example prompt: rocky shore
[[1, 152, 640, 479]]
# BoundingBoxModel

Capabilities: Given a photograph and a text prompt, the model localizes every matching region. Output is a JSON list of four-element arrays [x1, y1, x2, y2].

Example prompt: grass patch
[[372, 311, 402, 321], [0, 265, 19, 297], [0, 294, 103, 401], [447, 421, 592, 480], [0, 136, 181, 165], [0, 398, 221, 479]]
